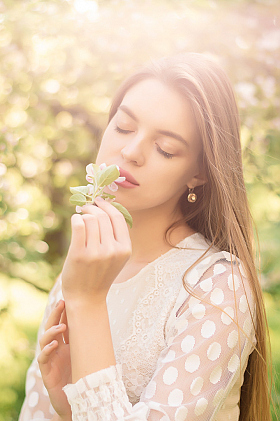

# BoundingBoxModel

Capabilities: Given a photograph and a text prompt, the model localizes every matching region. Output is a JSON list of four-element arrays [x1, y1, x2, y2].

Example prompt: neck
[[127, 206, 195, 264]]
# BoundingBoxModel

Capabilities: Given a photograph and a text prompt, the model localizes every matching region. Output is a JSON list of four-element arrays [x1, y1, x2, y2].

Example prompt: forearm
[[51, 414, 71, 421], [66, 299, 116, 383]]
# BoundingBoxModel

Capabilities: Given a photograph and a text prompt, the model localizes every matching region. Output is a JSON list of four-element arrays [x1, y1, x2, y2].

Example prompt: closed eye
[[156, 145, 174, 159], [114, 126, 134, 134], [114, 125, 175, 159]]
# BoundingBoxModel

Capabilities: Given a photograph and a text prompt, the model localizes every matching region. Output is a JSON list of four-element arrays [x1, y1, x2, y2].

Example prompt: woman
[[19, 53, 271, 421]]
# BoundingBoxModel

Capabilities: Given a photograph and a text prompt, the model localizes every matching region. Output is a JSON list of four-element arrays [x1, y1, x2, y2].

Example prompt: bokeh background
[[0, 0, 279, 419]]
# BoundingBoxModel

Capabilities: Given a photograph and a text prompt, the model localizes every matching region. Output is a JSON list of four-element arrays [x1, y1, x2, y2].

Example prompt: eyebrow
[[118, 105, 189, 147]]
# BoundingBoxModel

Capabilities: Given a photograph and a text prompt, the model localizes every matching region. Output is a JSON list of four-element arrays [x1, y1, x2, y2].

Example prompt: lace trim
[[112, 247, 214, 405]]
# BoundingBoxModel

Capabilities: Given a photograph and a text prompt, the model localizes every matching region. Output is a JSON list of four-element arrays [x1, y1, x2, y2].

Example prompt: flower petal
[[86, 175, 93, 183], [86, 163, 95, 175], [76, 206, 82, 213], [116, 176, 126, 183], [87, 184, 94, 195], [108, 182, 118, 192], [99, 163, 107, 170]]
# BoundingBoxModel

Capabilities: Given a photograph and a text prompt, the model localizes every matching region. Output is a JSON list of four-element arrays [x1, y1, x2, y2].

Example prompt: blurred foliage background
[[0, 0, 279, 419]]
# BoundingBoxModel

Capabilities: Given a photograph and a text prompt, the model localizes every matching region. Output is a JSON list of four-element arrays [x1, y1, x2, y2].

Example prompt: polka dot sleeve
[[62, 254, 256, 421], [19, 276, 64, 421], [139, 255, 256, 420]]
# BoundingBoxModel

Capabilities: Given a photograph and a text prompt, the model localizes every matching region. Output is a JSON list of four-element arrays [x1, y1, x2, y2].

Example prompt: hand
[[37, 300, 72, 420], [61, 197, 132, 305]]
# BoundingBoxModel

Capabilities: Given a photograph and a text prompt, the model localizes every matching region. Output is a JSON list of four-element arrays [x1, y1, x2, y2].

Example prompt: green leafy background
[[0, 0, 279, 419]]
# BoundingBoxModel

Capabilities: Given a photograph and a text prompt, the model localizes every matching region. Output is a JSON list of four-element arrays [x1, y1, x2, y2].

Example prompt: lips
[[117, 167, 139, 185]]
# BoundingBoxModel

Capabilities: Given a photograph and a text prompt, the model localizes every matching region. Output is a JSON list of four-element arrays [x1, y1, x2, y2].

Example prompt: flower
[[107, 177, 126, 192], [70, 163, 133, 228], [87, 184, 94, 195], [99, 163, 107, 171], [86, 163, 96, 183], [88, 162, 125, 192]]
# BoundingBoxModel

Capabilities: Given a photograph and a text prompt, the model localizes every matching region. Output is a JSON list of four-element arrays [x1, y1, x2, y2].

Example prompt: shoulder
[[185, 249, 247, 286], [172, 243, 255, 322], [185, 249, 250, 295], [164, 233, 249, 291], [161, 232, 216, 278], [165, 248, 257, 347]]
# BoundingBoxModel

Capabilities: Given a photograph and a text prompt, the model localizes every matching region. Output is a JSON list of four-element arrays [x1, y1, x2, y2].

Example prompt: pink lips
[[116, 167, 139, 186]]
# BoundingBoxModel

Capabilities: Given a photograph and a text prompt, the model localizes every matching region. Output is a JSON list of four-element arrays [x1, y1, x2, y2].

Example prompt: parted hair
[[108, 53, 272, 421]]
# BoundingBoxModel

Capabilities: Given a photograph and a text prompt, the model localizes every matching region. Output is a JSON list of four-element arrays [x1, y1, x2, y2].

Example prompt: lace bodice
[[19, 233, 256, 421]]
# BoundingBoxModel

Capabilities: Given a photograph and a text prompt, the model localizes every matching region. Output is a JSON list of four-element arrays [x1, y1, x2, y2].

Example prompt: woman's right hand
[[37, 300, 72, 421]]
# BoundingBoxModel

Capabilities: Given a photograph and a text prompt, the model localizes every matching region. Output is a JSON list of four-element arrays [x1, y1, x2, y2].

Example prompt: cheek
[[160, 164, 195, 189], [146, 170, 189, 200]]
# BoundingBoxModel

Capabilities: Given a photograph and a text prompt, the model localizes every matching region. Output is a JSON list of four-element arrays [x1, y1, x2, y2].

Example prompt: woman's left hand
[[61, 197, 132, 306], [37, 300, 72, 421]]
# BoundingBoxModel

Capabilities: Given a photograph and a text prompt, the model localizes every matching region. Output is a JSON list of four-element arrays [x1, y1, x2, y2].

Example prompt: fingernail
[[55, 324, 62, 329], [55, 300, 62, 308], [48, 340, 55, 347], [95, 196, 104, 201]]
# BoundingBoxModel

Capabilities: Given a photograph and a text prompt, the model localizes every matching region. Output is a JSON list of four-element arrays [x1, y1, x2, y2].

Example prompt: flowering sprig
[[69, 163, 133, 228]]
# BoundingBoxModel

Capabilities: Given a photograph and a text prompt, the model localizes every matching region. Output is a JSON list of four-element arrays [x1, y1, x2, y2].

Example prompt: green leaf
[[69, 194, 87, 206], [70, 186, 89, 195], [111, 201, 133, 228], [97, 165, 120, 187]]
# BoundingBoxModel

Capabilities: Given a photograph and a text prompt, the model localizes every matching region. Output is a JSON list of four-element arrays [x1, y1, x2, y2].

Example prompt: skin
[[37, 79, 207, 421], [97, 78, 206, 263]]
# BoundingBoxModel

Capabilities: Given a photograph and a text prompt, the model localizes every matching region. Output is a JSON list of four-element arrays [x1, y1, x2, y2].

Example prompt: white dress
[[19, 232, 256, 421]]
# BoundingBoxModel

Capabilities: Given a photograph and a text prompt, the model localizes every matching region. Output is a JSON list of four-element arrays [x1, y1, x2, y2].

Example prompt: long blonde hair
[[108, 53, 272, 421]]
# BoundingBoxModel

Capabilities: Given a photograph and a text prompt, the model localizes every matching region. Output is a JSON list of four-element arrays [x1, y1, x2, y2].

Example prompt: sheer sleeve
[[63, 253, 256, 421], [19, 276, 63, 421]]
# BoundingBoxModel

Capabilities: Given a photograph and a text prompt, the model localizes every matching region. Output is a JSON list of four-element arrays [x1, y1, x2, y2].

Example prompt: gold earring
[[187, 188, 197, 203]]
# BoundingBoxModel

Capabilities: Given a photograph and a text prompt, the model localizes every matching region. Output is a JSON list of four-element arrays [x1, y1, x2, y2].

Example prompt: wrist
[[63, 285, 108, 307], [65, 297, 115, 382], [65, 297, 108, 319], [51, 413, 71, 421]]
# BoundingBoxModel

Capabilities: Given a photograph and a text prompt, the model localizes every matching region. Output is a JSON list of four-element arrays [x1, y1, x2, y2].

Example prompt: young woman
[[19, 53, 272, 421]]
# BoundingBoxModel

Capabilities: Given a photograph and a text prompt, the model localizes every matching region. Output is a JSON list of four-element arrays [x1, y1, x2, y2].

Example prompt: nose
[[120, 132, 146, 166]]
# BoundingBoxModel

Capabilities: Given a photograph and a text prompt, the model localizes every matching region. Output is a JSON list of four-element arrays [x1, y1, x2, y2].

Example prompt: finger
[[38, 340, 58, 366], [82, 203, 115, 249], [69, 213, 86, 252], [60, 308, 69, 344], [94, 197, 131, 246], [45, 300, 65, 331], [81, 214, 100, 247], [40, 324, 66, 351]]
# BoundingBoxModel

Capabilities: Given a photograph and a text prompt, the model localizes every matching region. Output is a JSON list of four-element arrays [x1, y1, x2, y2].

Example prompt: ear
[[187, 170, 208, 190]]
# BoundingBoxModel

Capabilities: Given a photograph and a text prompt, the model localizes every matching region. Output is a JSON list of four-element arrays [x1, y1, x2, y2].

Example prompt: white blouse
[[19, 232, 256, 421]]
